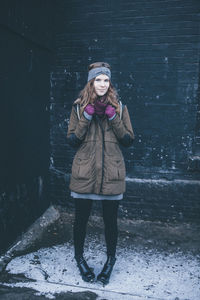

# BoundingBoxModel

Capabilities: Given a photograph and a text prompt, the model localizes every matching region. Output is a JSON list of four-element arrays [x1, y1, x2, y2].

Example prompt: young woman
[[67, 62, 134, 285]]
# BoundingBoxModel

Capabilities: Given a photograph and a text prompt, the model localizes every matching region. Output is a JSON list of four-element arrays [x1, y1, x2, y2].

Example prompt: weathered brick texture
[[50, 0, 200, 222]]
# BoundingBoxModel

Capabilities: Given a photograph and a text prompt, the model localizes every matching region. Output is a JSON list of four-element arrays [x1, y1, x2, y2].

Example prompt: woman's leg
[[97, 200, 119, 285], [73, 198, 93, 257], [102, 200, 119, 256], [73, 198, 94, 282]]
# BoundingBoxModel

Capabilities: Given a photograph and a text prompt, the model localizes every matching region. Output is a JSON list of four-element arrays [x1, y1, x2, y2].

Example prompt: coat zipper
[[96, 116, 105, 194]]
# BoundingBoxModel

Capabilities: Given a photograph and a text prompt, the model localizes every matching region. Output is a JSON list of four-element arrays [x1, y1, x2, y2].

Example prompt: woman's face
[[93, 74, 110, 96]]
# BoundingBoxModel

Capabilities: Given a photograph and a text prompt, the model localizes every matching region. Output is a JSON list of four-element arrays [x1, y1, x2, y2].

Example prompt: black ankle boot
[[75, 255, 95, 283], [97, 256, 116, 285]]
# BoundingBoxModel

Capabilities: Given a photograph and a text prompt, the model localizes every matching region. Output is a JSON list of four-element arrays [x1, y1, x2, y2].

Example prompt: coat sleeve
[[109, 105, 135, 147], [67, 106, 91, 147]]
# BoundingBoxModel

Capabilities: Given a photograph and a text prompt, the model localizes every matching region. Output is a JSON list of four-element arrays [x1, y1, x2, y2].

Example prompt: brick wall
[[50, 0, 200, 222], [0, 0, 54, 253]]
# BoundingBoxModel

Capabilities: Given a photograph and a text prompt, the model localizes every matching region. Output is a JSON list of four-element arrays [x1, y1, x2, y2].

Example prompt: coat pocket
[[72, 154, 93, 180], [106, 158, 126, 181]]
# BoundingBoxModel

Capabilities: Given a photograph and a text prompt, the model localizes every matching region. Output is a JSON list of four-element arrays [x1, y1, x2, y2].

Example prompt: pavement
[[0, 206, 199, 300]]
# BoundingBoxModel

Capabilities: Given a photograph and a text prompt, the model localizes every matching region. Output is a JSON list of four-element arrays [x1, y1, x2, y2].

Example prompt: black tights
[[73, 199, 119, 257]]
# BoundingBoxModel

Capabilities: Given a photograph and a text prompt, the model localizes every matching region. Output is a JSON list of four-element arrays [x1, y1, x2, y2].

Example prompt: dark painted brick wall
[[50, 0, 200, 222], [0, 0, 54, 253]]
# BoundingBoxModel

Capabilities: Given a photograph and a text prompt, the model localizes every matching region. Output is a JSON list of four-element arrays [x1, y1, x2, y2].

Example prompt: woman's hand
[[84, 104, 95, 115], [105, 105, 116, 120], [84, 104, 95, 120]]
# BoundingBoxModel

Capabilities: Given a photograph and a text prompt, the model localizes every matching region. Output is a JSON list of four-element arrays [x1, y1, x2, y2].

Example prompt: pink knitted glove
[[84, 104, 95, 120], [84, 104, 95, 115], [105, 105, 116, 120]]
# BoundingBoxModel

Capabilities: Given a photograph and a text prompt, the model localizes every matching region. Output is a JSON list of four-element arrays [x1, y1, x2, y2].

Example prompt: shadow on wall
[[0, 1, 55, 253]]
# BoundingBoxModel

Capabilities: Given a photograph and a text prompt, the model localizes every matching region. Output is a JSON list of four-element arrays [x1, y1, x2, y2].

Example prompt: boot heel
[[97, 256, 116, 285], [75, 255, 95, 283]]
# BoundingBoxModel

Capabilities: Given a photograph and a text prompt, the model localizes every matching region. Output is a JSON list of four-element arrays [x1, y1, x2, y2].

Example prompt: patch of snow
[[125, 177, 200, 185], [2, 242, 200, 300]]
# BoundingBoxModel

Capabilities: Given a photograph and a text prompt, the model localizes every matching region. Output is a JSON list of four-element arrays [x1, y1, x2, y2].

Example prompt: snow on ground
[[1, 241, 200, 300]]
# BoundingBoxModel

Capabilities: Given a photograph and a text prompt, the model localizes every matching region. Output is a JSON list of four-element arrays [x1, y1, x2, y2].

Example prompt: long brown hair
[[75, 62, 120, 113]]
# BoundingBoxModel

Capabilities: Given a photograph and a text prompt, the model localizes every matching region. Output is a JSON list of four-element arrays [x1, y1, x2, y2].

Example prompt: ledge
[[188, 155, 200, 171]]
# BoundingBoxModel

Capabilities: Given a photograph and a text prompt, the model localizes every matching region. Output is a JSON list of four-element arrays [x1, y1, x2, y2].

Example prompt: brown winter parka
[[67, 101, 134, 195]]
